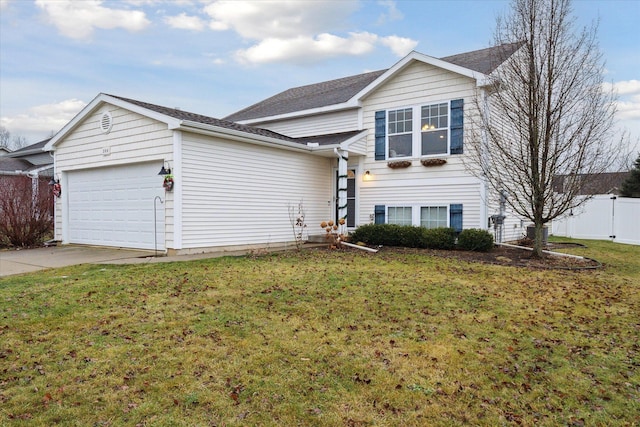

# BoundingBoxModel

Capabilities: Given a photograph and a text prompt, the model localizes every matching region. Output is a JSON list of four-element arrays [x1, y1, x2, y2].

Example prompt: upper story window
[[388, 108, 413, 158], [375, 99, 463, 161], [421, 103, 448, 156]]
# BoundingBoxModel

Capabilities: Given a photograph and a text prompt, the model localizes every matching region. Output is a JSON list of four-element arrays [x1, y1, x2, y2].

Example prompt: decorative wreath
[[52, 182, 62, 198], [163, 175, 174, 191]]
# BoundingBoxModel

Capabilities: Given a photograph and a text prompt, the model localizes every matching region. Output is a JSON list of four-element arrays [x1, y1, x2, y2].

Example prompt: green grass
[[1, 240, 639, 426]]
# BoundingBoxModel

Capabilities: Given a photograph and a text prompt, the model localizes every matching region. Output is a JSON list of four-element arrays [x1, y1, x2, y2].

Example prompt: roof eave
[[234, 102, 361, 126]]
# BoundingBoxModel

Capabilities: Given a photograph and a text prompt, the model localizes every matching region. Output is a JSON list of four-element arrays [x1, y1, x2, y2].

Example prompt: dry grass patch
[[1, 240, 638, 426]]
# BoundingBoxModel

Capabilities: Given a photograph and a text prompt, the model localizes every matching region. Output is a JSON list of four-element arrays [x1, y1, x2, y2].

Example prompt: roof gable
[[224, 42, 522, 123]]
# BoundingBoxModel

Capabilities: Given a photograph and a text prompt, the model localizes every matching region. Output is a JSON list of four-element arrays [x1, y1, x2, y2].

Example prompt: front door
[[336, 169, 356, 228]]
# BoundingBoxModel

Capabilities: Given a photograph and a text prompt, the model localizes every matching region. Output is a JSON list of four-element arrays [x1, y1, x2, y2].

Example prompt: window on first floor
[[420, 206, 447, 229], [376, 203, 463, 233], [387, 205, 448, 228], [387, 206, 413, 226]]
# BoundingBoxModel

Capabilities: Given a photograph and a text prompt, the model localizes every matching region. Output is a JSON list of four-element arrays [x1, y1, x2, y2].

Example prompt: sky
[[0, 0, 639, 152]]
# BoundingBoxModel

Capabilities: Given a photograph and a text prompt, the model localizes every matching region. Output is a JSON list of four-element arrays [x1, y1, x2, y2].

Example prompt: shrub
[[0, 176, 54, 247], [457, 228, 494, 252], [349, 224, 456, 250], [421, 227, 457, 250]]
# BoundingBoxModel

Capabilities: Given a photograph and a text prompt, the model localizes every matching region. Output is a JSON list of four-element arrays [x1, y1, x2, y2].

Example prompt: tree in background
[[0, 125, 29, 151], [620, 153, 640, 198], [466, 0, 624, 257]]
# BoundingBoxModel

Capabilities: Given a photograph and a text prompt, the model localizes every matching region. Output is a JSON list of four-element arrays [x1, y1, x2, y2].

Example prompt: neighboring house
[[552, 172, 631, 196], [44, 43, 526, 254], [0, 138, 53, 188]]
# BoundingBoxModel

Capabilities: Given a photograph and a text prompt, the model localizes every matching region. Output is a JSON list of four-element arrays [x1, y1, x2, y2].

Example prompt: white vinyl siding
[[52, 105, 174, 246], [251, 110, 359, 138], [357, 60, 486, 231], [359, 178, 483, 230], [180, 132, 332, 249]]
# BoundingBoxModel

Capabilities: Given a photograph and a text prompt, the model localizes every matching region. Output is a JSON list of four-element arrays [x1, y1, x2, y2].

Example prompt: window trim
[[386, 204, 449, 228], [385, 100, 453, 160]]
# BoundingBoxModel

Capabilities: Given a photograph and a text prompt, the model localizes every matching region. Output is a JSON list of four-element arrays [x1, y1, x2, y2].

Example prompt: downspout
[[334, 148, 349, 225]]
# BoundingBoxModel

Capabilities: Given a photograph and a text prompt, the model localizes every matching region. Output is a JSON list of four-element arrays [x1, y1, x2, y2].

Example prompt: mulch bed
[[352, 243, 602, 270]]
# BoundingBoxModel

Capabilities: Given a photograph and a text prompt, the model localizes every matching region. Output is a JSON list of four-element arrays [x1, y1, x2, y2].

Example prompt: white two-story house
[[45, 42, 524, 254]]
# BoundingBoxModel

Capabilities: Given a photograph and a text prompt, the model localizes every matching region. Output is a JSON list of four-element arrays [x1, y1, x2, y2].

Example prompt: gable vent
[[100, 112, 113, 134]]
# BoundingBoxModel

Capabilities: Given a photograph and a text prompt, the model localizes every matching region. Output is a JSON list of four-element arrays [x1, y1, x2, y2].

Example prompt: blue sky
[[1, 0, 639, 150]]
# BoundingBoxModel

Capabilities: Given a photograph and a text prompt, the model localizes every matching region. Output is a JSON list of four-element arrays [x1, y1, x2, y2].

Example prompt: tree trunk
[[532, 221, 545, 258]]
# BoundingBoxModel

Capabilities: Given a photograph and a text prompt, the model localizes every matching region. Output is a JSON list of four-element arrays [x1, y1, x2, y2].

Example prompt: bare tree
[[467, 0, 623, 257], [0, 126, 29, 151], [0, 126, 10, 150]]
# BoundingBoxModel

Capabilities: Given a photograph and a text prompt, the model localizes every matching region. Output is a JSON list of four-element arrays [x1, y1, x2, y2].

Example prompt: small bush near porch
[[0, 239, 638, 425]]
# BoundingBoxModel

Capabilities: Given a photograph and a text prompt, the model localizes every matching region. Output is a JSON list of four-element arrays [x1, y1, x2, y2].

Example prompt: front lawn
[[1, 240, 638, 426]]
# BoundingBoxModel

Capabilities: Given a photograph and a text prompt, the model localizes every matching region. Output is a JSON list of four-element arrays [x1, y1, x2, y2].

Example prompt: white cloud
[[377, 0, 403, 24], [204, 0, 359, 40], [380, 35, 418, 57], [0, 0, 10, 10], [202, 0, 416, 64], [236, 32, 380, 65], [165, 12, 205, 31], [0, 99, 87, 138], [35, 0, 150, 40], [604, 80, 640, 121]]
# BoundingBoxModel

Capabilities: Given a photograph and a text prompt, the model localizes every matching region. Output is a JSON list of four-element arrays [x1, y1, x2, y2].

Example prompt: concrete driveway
[[0, 246, 154, 277]]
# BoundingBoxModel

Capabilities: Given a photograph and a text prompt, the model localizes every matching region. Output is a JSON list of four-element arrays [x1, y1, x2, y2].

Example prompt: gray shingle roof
[[108, 95, 299, 144], [0, 157, 32, 173], [224, 42, 522, 122], [440, 41, 523, 75], [298, 130, 364, 146], [224, 70, 386, 122], [107, 95, 358, 148], [6, 138, 51, 156]]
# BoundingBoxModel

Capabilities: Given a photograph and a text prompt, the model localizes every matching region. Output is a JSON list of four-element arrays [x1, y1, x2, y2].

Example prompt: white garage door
[[67, 162, 165, 250]]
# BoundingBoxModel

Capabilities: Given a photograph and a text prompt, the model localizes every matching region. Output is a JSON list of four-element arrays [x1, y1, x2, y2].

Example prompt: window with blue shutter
[[374, 205, 386, 224], [450, 99, 464, 154], [449, 204, 463, 233], [375, 111, 386, 160]]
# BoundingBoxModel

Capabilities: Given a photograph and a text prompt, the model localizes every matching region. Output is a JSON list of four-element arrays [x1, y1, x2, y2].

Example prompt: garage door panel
[[67, 162, 165, 250]]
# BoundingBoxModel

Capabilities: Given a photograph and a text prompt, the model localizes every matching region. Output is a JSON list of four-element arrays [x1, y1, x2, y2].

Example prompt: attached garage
[[45, 94, 335, 254], [66, 162, 165, 250]]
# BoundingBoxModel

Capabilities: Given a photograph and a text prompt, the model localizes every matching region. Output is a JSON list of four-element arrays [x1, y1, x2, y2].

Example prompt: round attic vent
[[100, 112, 113, 134]]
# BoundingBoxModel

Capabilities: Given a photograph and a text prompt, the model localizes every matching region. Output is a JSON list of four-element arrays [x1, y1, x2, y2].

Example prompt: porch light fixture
[[158, 162, 171, 175], [365, 170, 370, 176]]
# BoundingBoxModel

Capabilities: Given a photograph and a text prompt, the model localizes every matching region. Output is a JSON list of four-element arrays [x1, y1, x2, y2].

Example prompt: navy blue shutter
[[374, 205, 386, 224], [375, 111, 386, 160], [450, 99, 464, 154], [449, 204, 463, 233]]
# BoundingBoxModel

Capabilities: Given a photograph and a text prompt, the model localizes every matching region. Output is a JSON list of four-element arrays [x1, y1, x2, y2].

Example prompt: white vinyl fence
[[552, 195, 640, 245]]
